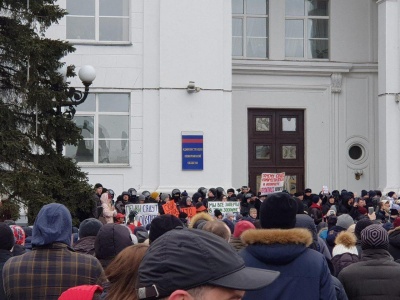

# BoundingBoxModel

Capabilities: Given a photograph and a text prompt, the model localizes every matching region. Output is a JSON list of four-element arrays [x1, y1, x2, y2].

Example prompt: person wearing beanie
[[9, 225, 26, 257], [354, 218, 373, 256], [388, 217, 400, 260], [240, 192, 335, 300], [339, 224, 400, 299], [308, 195, 323, 225], [0, 223, 15, 299], [227, 188, 237, 201], [230, 220, 256, 252], [3, 204, 105, 299], [325, 214, 355, 255], [73, 218, 103, 256], [331, 231, 359, 277], [148, 214, 184, 244], [214, 209, 223, 220]]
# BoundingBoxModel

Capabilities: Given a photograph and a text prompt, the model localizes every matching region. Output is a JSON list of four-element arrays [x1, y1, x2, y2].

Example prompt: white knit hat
[[332, 231, 358, 257], [332, 244, 358, 257]]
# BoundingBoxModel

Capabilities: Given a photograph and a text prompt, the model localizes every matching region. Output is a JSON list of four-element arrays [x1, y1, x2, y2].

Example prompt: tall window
[[232, 0, 269, 58], [65, 93, 130, 164], [285, 0, 329, 59], [66, 0, 130, 42]]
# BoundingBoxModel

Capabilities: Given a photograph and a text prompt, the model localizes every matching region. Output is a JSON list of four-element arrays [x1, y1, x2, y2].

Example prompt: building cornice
[[232, 60, 378, 76]]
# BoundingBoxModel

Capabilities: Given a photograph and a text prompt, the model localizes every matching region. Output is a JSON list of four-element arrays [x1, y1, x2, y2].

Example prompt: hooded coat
[[388, 226, 400, 260], [331, 231, 359, 277], [240, 228, 336, 300], [338, 248, 400, 299], [3, 203, 106, 299]]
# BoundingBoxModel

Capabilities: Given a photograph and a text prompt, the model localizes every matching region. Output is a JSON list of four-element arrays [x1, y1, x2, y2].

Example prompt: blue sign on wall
[[182, 132, 203, 170]]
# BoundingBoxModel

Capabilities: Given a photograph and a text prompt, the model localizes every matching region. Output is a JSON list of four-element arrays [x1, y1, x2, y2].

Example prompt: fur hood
[[241, 228, 312, 247], [189, 212, 213, 229], [335, 231, 356, 248]]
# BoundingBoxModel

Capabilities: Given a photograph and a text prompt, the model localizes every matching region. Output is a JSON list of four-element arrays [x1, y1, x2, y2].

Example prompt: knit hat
[[336, 214, 354, 230], [138, 195, 146, 202], [181, 190, 189, 197], [347, 223, 356, 234], [391, 209, 399, 216], [332, 231, 358, 257], [233, 220, 256, 238], [393, 217, 400, 229], [160, 193, 169, 201], [150, 192, 159, 199], [358, 207, 367, 215], [354, 218, 373, 240], [116, 213, 125, 219], [361, 224, 389, 250], [79, 218, 103, 239], [149, 215, 184, 243], [214, 209, 223, 218], [312, 195, 320, 204], [222, 219, 235, 234], [0, 223, 15, 250], [259, 192, 298, 229], [225, 212, 234, 218], [10, 225, 25, 245], [327, 215, 337, 228]]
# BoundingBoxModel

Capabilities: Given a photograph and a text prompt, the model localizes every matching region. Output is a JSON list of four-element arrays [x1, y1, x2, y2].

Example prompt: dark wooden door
[[248, 109, 305, 194]]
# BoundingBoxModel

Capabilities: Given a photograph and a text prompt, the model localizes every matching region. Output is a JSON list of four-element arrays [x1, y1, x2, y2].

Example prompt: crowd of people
[[1, 184, 400, 299]]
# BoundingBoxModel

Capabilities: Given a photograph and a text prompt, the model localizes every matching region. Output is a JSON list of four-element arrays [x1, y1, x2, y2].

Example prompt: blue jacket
[[240, 228, 336, 300]]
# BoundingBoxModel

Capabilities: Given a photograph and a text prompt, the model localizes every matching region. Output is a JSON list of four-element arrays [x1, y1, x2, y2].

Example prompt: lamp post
[[55, 65, 96, 154]]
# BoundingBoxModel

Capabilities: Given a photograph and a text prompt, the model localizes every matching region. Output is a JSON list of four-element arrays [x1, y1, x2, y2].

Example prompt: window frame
[[285, 0, 329, 60], [232, 0, 270, 59], [65, 93, 131, 166], [65, 0, 131, 45]]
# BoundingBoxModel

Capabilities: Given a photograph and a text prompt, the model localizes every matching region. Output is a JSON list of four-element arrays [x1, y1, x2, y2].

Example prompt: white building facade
[[47, 0, 400, 196]]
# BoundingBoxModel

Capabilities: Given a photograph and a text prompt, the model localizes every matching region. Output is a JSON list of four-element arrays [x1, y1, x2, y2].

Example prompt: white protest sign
[[125, 203, 159, 226], [259, 172, 285, 195], [207, 201, 241, 218]]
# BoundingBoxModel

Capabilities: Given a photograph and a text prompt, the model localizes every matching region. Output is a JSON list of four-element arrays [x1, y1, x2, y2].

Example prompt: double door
[[248, 109, 305, 194]]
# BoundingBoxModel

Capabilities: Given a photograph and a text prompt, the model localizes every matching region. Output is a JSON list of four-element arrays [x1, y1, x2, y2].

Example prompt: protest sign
[[162, 201, 179, 218], [259, 172, 285, 195], [180, 207, 197, 220], [125, 203, 159, 226], [207, 201, 241, 218]]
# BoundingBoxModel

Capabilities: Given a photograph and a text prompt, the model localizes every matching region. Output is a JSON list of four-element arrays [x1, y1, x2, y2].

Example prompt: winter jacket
[[73, 236, 97, 256], [331, 276, 349, 300], [0, 249, 12, 299], [388, 227, 400, 260], [240, 228, 336, 300], [308, 203, 323, 225], [339, 248, 400, 299], [331, 231, 359, 277]]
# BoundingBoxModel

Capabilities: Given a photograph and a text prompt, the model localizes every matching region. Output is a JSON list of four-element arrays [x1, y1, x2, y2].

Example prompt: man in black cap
[[136, 228, 279, 299], [239, 192, 335, 300]]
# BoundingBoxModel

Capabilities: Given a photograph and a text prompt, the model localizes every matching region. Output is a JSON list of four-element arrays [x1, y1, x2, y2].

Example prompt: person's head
[[0, 223, 15, 251], [150, 192, 160, 201], [304, 188, 312, 196], [202, 221, 231, 242], [214, 209, 223, 220], [328, 195, 335, 204], [122, 192, 130, 202], [390, 209, 399, 219], [160, 193, 170, 202], [336, 214, 354, 230], [249, 208, 257, 219], [358, 198, 366, 207], [136, 229, 279, 299], [78, 218, 103, 239], [227, 188, 235, 197], [241, 186, 249, 194], [138, 195, 146, 204], [388, 191, 397, 199], [259, 192, 298, 229], [95, 183, 103, 195], [105, 244, 148, 300], [148, 215, 184, 244], [225, 212, 235, 222], [361, 224, 389, 251], [354, 218, 373, 240], [233, 220, 255, 238], [221, 195, 228, 202], [342, 193, 354, 206], [116, 213, 125, 224], [185, 197, 193, 206], [311, 195, 321, 205], [32, 203, 72, 247]]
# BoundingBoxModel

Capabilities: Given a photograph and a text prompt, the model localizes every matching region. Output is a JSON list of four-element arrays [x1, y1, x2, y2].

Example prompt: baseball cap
[[137, 228, 279, 299]]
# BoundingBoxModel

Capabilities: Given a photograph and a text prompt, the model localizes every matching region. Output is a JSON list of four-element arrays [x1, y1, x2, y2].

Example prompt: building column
[[377, 0, 400, 192]]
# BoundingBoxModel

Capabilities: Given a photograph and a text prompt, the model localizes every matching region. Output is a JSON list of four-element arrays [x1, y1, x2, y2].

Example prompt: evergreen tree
[[0, 0, 95, 225]]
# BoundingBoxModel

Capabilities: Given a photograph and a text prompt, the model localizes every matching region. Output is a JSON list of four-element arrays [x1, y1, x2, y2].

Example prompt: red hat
[[233, 220, 255, 238], [394, 217, 400, 229], [59, 285, 103, 300], [116, 213, 125, 218], [358, 207, 367, 215]]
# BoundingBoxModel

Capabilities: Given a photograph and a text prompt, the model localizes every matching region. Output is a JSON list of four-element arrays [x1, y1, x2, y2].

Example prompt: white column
[[377, 0, 400, 192]]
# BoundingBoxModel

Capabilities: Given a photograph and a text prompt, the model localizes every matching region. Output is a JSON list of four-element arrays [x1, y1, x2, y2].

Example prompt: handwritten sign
[[125, 204, 159, 226], [207, 201, 241, 218], [180, 207, 197, 220], [162, 201, 180, 217], [259, 172, 285, 195]]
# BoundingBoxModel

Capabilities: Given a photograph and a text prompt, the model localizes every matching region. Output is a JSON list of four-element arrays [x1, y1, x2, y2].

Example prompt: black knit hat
[[354, 218, 373, 240], [361, 224, 389, 250], [311, 195, 320, 204], [260, 192, 298, 229], [149, 215, 183, 243], [0, 223, 14, 251], [214, 209, 223, 218], [79, 218, 103, 238]]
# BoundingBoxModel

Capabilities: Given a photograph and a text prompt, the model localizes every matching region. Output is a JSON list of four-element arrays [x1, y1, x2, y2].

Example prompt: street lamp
[[55, 65, 96, 154]]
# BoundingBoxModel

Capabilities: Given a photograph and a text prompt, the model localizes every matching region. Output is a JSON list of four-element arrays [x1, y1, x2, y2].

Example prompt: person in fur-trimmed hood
[[331, 231, 359, 277], [240, 192, 335, 300]]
